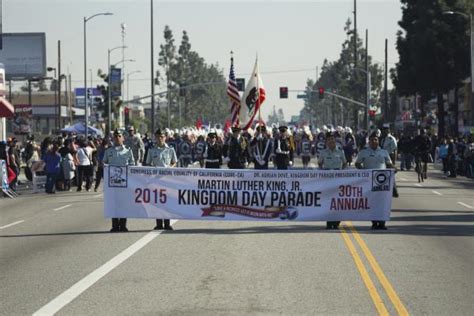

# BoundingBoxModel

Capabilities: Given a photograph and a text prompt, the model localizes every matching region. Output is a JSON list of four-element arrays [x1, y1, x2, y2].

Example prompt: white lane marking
[[94, 194, 103, 198], [432, 190, 442, 196], [53, 204, 72, 211], [0, 220, 25, 230], [33, 220, 178, 315], [415, 183, 423, 187], [457, 202, 474, 209]]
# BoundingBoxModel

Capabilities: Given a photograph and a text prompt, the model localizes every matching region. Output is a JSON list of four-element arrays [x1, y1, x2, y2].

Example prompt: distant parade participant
[[299, 129, 313, 169], [224, 126, 249, 169], [318, 132, 347, 229], [124, 126, 145, 165], [274, 126, 294, 170], [380, 125, 399, 197], [194, 134, 207, 168], [355, 132, 394, 230], [178, 133, 193, 168], [314, 130, 326, 158], [251, 124, 273, 170], [343, 127, 357, 166], [103, 129, 135, 232], [146, 128, 177, 230], [203, 130, 222, 169]]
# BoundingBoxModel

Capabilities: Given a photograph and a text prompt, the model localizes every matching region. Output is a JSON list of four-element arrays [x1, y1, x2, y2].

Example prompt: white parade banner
[[104, 166, 394, 221]]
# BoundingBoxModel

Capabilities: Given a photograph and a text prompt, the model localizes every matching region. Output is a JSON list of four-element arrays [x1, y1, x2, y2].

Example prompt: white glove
[[244, 162, 249, 167], [223, 157, 230, 163], [289, 161, 293, 166]]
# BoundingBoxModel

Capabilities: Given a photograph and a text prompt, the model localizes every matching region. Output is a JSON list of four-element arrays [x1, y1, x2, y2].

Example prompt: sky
[[4, 0, 402, 122]]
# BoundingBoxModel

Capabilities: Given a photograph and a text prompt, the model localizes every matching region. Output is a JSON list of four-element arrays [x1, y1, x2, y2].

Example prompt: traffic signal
[[280, 87, 288, 99], [124, 107, 130, 126], [318, 87, 325, 100]]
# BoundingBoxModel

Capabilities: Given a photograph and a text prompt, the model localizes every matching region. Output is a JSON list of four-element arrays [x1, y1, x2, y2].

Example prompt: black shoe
[[164, 225, 174, 231], [77, 188, 82, 192], [378, 224, 388, 230], [119, 226, 129, 232], [371, 221, 378, 230], [154, 225, 163, 230], [110, 227, 120, 232], [392, 190, 399, 198]]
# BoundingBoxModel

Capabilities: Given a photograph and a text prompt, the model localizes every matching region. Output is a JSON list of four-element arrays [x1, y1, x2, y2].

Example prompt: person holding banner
[[318, 132, 347, 229], [104, 129, 135, 232], [274, 126, 294, 170], [203, 130, 222, 169], [146, 128, 177, 230], [355, 133, 394, 230], [224, 126, 249, 169], [251, 125, 273, 170]]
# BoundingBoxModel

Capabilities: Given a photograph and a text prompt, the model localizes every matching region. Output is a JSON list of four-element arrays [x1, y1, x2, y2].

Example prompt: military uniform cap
[[256, 124, 266, 132], [279, 126, 288, 132], [155, 128, 165, 136], [113, 129, 123, 136]]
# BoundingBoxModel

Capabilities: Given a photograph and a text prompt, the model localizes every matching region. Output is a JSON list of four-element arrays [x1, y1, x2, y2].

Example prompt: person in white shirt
[[75, 138, 95, 192]]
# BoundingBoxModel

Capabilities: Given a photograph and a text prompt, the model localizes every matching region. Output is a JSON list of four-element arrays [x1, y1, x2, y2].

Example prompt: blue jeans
[[46, 173, 58, 193]]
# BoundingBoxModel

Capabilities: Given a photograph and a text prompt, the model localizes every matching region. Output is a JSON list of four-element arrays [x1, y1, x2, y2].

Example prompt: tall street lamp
[[112, 59, 135, 128], [47, 67, 58, 130], [108, 45, 127, 133], [84, 12, 113, 136], [127, 70, 141, 102], [444, 11, 473, 127]]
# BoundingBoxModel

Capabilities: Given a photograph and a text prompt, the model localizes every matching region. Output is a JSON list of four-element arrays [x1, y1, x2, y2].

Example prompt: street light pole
[[127, 70, 141, 102], [353, 67, 370, 131], [107, 45, 127, 133], [110, 59, 135, 129], [84, 12, 113, 136]]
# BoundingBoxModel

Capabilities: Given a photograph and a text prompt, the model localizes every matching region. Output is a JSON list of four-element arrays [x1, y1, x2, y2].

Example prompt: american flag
[[227, 57, 240, 127]]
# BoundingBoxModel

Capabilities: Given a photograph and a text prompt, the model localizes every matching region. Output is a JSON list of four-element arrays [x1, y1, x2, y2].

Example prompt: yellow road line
[[346, 222, 409, 316], [340, 226, 389, 316]]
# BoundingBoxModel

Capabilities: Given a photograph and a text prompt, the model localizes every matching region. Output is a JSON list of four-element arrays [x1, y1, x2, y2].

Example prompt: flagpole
[[256, 54, 261, 127]]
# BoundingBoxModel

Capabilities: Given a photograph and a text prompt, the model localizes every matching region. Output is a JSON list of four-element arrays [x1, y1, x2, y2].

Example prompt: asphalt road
[[1, 163, 473, 315]]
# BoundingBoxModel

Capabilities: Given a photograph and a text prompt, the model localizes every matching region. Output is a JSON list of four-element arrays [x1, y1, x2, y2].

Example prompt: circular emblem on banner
[[372, 170, 391, 191]]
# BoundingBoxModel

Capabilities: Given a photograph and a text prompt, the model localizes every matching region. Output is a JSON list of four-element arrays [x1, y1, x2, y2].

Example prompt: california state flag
[[239, 59, 266, 130]]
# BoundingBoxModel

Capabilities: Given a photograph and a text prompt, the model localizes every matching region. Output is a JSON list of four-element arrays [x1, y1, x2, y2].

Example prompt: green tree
[[300, 19, 383, 130], [392, 0, 471, 137]]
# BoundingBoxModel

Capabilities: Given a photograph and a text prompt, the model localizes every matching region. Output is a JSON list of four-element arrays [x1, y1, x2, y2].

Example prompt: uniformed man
[[146, 128, 177, 230], [203, 130, 222, 169], [103, 129, 135, 232], [250, 125, 273, 169], [355, 132, 394, 230], [224, 126, 249, 169], [274, 126, 294, 170], [124, 126, 145, 165], [318, 132, 347, 229]]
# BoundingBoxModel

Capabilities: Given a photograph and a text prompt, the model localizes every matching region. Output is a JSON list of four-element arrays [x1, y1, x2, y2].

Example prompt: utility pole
[[353, 0, 357, 68], [57, 40, 61, 130], [365, 29, 368, 130], [150, 0, 156, 133], [384, 38, 388, 121]]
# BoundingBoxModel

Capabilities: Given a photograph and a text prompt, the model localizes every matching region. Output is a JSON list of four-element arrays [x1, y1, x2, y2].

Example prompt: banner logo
[[371, 170, 391, 191], [108, 165, 128, 188], [202, 205, 298, 220]]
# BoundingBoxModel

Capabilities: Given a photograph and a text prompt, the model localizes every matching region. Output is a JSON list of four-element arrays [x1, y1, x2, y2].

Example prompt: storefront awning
[[0, 97, 14, 118]]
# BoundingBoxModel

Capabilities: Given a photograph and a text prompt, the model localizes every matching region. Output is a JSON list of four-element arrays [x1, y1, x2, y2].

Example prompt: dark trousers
[[112, 218, 127, 229], [95, 166, 104, 189], [156, 219, 171, 228], [45, 172, 58, 193], [77, 165, 93, 190]]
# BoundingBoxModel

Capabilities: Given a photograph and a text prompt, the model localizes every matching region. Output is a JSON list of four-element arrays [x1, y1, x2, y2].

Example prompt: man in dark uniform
[[204, 130, 222, 169], [194, 134, 207, 168], [224, 126, 249, 169], [178, 134, 193, 168], [251, 125, 273, 169], [274, 126, 294, 170]]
